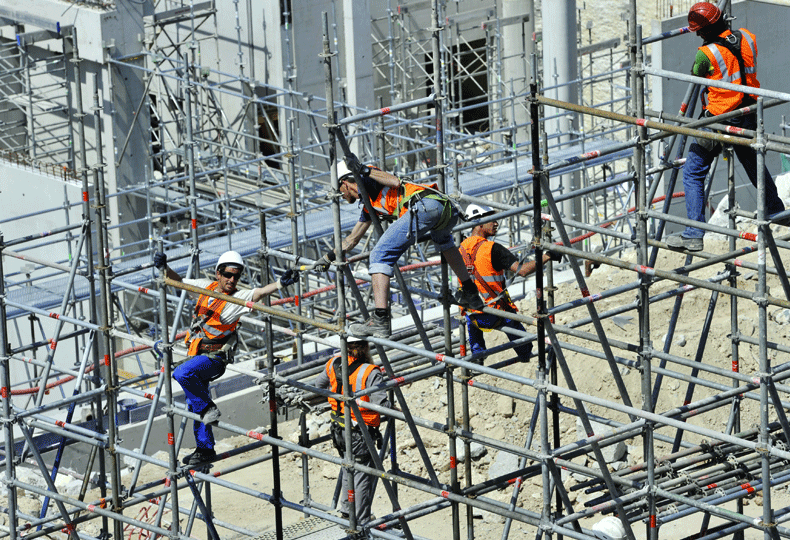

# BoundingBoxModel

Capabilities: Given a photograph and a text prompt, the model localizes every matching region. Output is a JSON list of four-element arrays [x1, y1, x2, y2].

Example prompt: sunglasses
[[219, 270, 241, 280]]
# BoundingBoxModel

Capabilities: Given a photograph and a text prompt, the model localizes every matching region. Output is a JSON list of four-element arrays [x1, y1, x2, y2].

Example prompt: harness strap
[[460, 240, 513, 313], [710, 30, 752, 109]]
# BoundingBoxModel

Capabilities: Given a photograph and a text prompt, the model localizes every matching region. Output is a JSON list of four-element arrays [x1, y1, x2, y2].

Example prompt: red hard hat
[[688, 2, 721, 32]]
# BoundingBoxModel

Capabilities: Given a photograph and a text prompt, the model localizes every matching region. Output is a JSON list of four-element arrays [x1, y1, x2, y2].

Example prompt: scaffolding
[[2, 0, 790, 539]]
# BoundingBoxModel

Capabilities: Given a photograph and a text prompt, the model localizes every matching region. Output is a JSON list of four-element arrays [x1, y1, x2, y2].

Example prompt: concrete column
[[343, 0, 374, 155], [541, 0, 580, 221], [502, 0, 534, 141]]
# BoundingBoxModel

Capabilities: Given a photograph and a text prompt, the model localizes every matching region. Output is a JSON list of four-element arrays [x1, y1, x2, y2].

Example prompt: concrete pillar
[[502, 0, 534, 142], [342, 0, 373, 155], [541, 0, 580, 221]]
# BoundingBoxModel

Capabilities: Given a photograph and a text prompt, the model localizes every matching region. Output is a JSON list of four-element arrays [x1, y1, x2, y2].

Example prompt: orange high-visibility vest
[[369, 182, 440, 219], [459, 235, 517, 314], [326, 354, 380, 427], [701, 28, 759, 116], [185, 282, 239, 356]]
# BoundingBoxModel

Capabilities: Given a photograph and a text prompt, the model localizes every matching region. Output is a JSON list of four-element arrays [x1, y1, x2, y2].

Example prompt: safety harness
[[459, 238, 517, 331]]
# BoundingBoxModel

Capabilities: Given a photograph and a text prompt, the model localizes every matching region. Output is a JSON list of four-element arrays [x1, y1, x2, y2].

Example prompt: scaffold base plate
[[248, 517, 358, 540]]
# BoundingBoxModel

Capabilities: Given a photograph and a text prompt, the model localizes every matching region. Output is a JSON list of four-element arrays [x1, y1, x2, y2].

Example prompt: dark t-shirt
[[356, 176, 385, 223], [488, 242, 519, 272]]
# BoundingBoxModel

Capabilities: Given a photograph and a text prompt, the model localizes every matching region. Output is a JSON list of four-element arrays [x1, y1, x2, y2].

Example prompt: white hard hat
[[215, 250, 245, 272], [336, 161, 353, 182], [326, 334, 365, 349], [466, 203, 495, 220], [591, 516, 627, 540]]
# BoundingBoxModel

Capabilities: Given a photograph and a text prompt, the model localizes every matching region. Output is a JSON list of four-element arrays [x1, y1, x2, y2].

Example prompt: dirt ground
[[15, 236, 784, 540]]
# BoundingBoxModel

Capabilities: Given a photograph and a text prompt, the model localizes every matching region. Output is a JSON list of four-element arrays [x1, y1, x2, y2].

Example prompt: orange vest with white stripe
[[369, 182, 439, 219], [326, 354, 380, 427], [459, 235, 517, 314], [185, 282, 240, 356], [701, 28, 759, 116]]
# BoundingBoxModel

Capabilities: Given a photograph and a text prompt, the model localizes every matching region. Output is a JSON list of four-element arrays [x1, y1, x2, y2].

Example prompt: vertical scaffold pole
[[631, 20, 657, 540], [184, 53, 200, 270], [156, 238, 181, 540], [755, 96, 774, 539], [92, 77, 123, 540], [0, 233, 19, 540]]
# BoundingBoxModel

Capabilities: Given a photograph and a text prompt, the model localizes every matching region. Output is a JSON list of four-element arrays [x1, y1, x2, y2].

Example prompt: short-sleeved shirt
[[489, 242, 519, 272], [183, 278, 256, 325]]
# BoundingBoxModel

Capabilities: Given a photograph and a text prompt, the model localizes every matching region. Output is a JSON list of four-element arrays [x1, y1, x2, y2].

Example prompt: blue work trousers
[[173, 354, 225, 450], [466, 314, 533, 360], [369, 197, 458, 276], [681, 113, 785, 239]]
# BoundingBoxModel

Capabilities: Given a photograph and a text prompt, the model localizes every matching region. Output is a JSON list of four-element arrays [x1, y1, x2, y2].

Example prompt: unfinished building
[[2, 0, 790, 538]]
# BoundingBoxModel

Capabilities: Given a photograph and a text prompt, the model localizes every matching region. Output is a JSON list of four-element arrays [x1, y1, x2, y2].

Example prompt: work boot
[[349, 313, 391, 339], [200, 404, 221, 425], [666, 234, 703, 252], [182, 448, 217, 466], [454, 288, 485, 311]]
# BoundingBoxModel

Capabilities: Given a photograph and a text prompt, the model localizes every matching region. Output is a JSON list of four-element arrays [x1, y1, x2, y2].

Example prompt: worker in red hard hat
[[667, 2, 787, 252]]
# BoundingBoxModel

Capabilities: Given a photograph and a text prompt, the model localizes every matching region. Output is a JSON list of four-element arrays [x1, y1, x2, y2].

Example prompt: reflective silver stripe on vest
[[741, 30, 757, 69], [355, 365, 371, 393], [705, 43, 734, 82]]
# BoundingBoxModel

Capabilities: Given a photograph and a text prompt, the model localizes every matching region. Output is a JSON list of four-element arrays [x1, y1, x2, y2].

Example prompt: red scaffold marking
[[460, 343, 466, 356], [732, 360, 739, 372], [0, 387, 7, 399], [467, 380, 475, 386], [83, 191, 89, 202], [56, 420, 66, 427], [740, 232, 757, 241], [636, 118, 647, 126], [549, 314, 555, 324], [246, 430, 264, 441], [450, 456, 457, 469], [580, 288, 590, 298], [706, 483, 717, 489], [50, 340, 57, 350], [164, 477, 171, 487], [725, 126, 745, 135], [104, 354, 110, 366], [145, 393, 155, 400], [348, 490, 355, 503], [583, 150, 601, 159], [680, 102, 689, 113], [394, 376, 405, 385], [380, 107, 391, 115], [138, 286, 149, 294], [742, 482, 755, 493], [167, 433, 174, 445], [49, 312, 60, 320], [295, 295, 300, 307], [191, 219, 197, 230], [440, 490, 450, 499], [435, 353, 445, 363], [161, 366, 165, 373], [650, 515, 656, 528], [734, 259, 743, 267], [87, 504, 96, 512]]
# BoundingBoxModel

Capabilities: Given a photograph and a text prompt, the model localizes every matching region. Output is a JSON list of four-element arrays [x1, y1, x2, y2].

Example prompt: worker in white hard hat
[[153, 250, 298, 465], [460, 204, 561, 364], [312, 153, 484, 339], [312, 337, 391, 524]]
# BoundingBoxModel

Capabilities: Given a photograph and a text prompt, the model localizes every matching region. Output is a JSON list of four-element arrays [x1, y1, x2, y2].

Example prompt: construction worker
[[313, 154, 484, 338], [153, 250, 298, 465], [666, 2, 786, 252], [313, 338, 389, 524], [460, 204, 559, 364]]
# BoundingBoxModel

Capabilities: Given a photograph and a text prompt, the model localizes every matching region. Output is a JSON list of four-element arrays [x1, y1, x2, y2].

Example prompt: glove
[[153, 252, 167, 270], [313, 251, 336, 272], [547, 248, 563, 263], [344, 153, 370, 177], [279, 268, 299, 287]]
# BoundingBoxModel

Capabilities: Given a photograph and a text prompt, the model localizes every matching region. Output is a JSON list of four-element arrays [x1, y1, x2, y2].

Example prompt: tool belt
[[197, 341, 226, 354], [330, 412, 383, 454]]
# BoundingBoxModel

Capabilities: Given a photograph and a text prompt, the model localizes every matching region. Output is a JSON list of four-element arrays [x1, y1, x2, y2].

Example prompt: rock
[[496, 396, 515, 418], [456, 442, 487, 462], [488, 450, 521, 481], [575, 419, 626, 463], [480, 510, 506, 524], [321, 465, 338, 479], [660, 333, 686, 348], [773, 309, 790, 325]]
